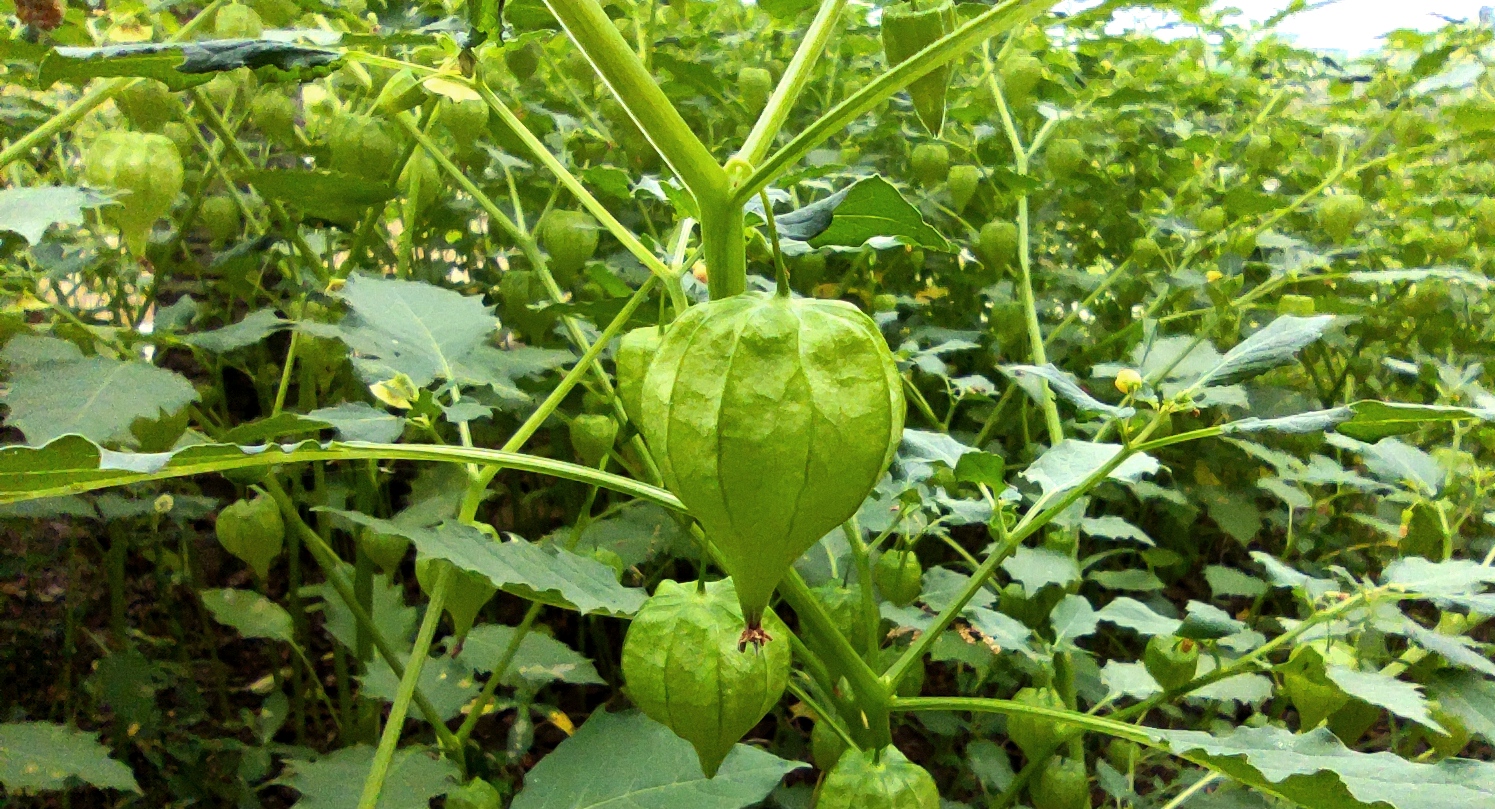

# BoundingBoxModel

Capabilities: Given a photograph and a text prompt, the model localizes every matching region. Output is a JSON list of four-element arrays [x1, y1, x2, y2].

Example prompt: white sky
[[1064, 0, 1493, 53]]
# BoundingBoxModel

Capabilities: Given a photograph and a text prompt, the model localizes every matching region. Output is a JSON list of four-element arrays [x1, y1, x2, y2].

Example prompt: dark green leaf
[[239, 169, 395, 226], [40, 40, 341, 91], [1192, 315, 1336, 388], [0, 723, 139, 793], [769, 176, 949, 251]]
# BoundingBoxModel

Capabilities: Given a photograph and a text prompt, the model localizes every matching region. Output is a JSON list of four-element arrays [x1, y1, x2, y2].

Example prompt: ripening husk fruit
[[637, 292, 904, 628], [816, 745, 940, 809], [85, 132, 183, 256], [622, 579, 789, 777], [881, 1, 955, 135]]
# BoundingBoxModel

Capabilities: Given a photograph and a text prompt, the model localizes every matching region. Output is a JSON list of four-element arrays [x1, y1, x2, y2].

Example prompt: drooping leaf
[[331, 275, 499, 387], [179, 308, 290, 353], [1324, 666, 1444, 733], [1223, 408, 1352, 435], [1190, 315, 1336, 389], [1001, 546, 1080, 597], [39, 40, 342, 91], [1428, 671, 1495, 744], [201, 588, 294, 642], [240, 169, 396, 226], [509, 710, 805, 809], [767, 176, 949, 252], [1096, 597, 1182, 637], [1102, 661, 1164, 700], [1177, 601, 1245, 640], [1336, 400, 1494, 442], [1021, 440, 1161, 495], [1049, 594, 1099, 645], [325, 510, 646, 616], [0, 337, 198, 445], [1003, 364, 1134, 418], [277, 745, 458, 809], [0, 186, 114, 243], [0, 723, 139, 793], [305, 402, 404, 444]]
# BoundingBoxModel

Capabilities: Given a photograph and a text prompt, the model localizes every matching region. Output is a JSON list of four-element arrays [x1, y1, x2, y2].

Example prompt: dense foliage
[[1, 0, 1494, 807]]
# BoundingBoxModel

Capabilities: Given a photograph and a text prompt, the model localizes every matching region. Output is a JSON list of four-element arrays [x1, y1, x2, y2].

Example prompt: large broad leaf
[[1429, 671, 1495, 745], [39, 40, 342, 91], [179, 309, 290, 353], [332, 274, 499, 387], [0, 336, 198, 445], [0, 186, 114, 243], [325, 510, 646, 617], [201, 588, 295, 643], [766, 176, 949, 252], [0, 436, 680, 510], [1324, 666, 1444, 733], [1190, 315, 1336, 389], [1021, 440, 1160, 495], [277, 745, 458, 809], [239, 169, 396, 226], [510, 710, 805, 809], [1148, 725, 1495, 809], [0, 722, 139, 792]]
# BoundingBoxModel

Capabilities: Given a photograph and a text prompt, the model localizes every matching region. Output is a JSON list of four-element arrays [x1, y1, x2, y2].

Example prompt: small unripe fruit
[[570, 414, 618, 467], [739, 67, 772, 114], [1114, 368, 1142, 394], [1031, 757, 1089, 809], [910, 143, 950, 187], [948, 164, 980, 212], [116, 80, 176, 132], [415, 557, 497, 643], [978, 220, 1019, 267], [199, 195, 241, 244], [1317, 193, 1365, 243], [539, 210, 600, 286], [1006, 687, 1065, 760], [1001, 53, 1043, 106], [251, 91, 297, 144], [1131, 236, 1161, 263], [874, 550, 922, 607], [216, 495, 285, 580], [1047, 138, 1085, 176], [1196, 205, 1226, 232], [1144, 635, 1200, 691], [882, 2, 955, 135], [811, 718, 848, 770]]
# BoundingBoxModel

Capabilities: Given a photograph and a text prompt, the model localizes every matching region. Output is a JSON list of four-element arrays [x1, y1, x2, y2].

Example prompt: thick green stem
[[356, 566, 450, 809], [700, 198, 747, 299], [542, 0, 726, 198], [777, 570, 891, 748]]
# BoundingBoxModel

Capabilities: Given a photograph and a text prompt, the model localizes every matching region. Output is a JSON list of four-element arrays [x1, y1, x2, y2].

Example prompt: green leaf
[[0, 338, 198, 445], [361, 654, 478, 723], [1003, 364, 1134, 418], [0, 186, 114, 244], [954, 450, 1006, 488], [1324, 666, 1444, 733], [201, 588, 294, 642], [1336, 401, 1494, 442], [768, 176, 949, 252], [332, 274, 499, 387], [1049, 594, 1099, 644], [560, 502, 692, 568], [220, 412, 330, 445], [239, 169, 395, 226], [1096, 597, 1182, 637], [1001, 546, 1080, 597], [457, 623, 603, 688], [325, 510, 646, 616], [1021, 440, 1160, 495], [1148, 725, 1495, 809], [1223, 408, 1353, 435], [1428, 671, 1495, 744], [1101, 661, 1163, 700], [1081, 515, 1154, 546], [40, 40, 341, 91], [278, 745, 458, 809], [1191, 315, 1336, 388], [306, 402, 404, 443], [1205, 566, 1268, 599], [1177, 601, 1245, 640], [179, 308, 289, 353], [303, 570, 418, 658], [0, 722, 139, 793], [509, 710, 805, 809]]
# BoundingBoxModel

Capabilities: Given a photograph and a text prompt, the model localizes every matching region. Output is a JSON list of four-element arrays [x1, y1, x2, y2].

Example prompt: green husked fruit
[[948, 164, 980, 212], [442, 97, 489, 144], [1000, 53, 1044, 106], [1276, 294, 1315, 317], [874, 551, 922, 607], [1473, 197, 1495, 238], [1400, 500, 1451, 561], [1131, 236, 1161, 263], [216, 495, 285, 580], [621, 579, 789, 777], [740, 67, 773, 114], [216, 2, 263, 38], [539, 210, 600, 286], [415, 557, 497, 643], [400, 148, 441, 213], [116, 79, 176, 131], [638, 292, 904, 630], [881, 1, 955, 135], [1317, 193, 1365, 243], [1006, 687, 1065, 760], [1143, 635, 1200, 691], [1244, 133, 1274, 167], [1031, 757, 1089, 809], [447, 778, 502, 809], [359, 530, 410, 573], [329, 115, 401, 181], [816, 745, 939, 809], [199, 195, 241, 244], [85, 132, 184, 255], [1047, 138, 1086, 176], [811, 717, 848, 770], [251, 91, 297, 144], [1196, 205, 1226, 233], [979, 220, 1019, 267], [616, 326, 663, 425], [1428, 229, 1469, 260], [570, 414, 618, 467], [910, 143, 950, 187]]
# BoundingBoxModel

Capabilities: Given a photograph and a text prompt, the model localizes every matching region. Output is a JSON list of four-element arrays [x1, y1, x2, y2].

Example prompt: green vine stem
[[356, 565, 451, 809], [453, 600, 544, 748]]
